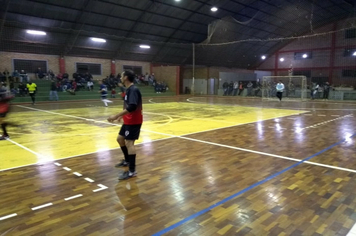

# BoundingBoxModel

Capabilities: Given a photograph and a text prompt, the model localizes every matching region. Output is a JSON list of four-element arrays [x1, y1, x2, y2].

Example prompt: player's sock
[[1, 123, 8, 137], [128, 154, 136, 173], [121, 146, 129, 163], [102, 100, 108, 106]]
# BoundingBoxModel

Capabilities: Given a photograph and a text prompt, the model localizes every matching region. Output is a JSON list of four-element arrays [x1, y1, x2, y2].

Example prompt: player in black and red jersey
[[107, 70, 143, 180], [0, 89, 14, 140]]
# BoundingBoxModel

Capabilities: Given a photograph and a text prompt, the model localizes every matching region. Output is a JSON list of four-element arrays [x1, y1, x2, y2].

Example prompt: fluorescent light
[[175, 0, 181, 1], [26, 30, 46, 35], [211, 7, 218, 12], [302, 54, 308, 58], [91, 37, 106, 43], [353, 51, 356, 56], [261, 55, 266, 60], [280, 58, 284, 62], [139, 45, 150, 49]]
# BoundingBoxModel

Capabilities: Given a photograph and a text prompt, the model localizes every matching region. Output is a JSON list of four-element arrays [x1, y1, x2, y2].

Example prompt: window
[[13, 59, 47, 73], [123, 65, 142, 75], [294, 52, 312, 60], [344, 48, 356, 57], [345, 28, 356, 39], [76, 63, 102, 75], [294, 70, 311, 78], [342, 69, 356, 77]]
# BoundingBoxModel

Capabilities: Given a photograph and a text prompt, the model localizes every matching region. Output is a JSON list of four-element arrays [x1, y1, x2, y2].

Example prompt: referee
[[27, 80, 37, 105], [107, 70, 143, 180]]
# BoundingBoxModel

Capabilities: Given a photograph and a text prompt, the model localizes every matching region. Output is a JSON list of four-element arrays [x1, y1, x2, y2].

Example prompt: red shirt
[[123, 85, 142, 125]]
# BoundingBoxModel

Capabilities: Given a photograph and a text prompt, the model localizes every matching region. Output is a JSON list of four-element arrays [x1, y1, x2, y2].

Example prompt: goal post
[[262, 76, 307, 101]]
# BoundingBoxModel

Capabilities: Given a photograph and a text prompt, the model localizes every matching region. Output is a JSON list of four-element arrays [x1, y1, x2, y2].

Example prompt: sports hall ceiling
[[0, 0, 354, 69]]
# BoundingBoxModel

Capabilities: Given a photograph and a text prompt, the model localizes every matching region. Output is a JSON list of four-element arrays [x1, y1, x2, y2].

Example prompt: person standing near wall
[[276, 80, 285, 101], [323, 82, 330, 100], [49, 79, 59, 101]]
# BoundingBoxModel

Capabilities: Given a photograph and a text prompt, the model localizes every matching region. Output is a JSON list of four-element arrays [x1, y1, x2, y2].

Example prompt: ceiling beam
[[62, 0, 94, 55]]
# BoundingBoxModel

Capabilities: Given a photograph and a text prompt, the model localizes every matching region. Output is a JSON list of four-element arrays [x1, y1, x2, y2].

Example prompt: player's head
[[122, 70, 135, 85]]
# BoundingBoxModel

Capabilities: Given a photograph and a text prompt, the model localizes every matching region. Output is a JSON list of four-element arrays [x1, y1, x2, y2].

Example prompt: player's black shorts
[[119, 124, 142, 140], [0, 112, 7, 118]]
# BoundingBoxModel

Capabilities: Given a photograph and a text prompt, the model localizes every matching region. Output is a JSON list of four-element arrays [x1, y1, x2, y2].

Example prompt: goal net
[[262, 76, 307, 101]]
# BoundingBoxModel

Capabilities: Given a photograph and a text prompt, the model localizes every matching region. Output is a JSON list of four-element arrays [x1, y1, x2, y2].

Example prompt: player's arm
[[107, 90, 138, 122]]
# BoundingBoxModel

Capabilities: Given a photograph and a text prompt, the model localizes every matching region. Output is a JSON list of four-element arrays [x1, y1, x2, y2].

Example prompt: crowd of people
[[222, 81, 262, 97]]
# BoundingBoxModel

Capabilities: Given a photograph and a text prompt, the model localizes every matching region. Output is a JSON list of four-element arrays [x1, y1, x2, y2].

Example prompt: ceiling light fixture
[[280, 58, 284, 62], [139, 45, 150, 49], [211, 7, 218, 12], [353, 51, 356, 56], [26, 30, 46, 35], [91, 37, 106, 43], [302, 54, 308, 58], [261, 55, 266, 60]]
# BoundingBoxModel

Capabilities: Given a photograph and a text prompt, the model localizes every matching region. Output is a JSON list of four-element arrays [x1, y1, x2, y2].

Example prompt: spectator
[[36, 67, 45, 80], [111, 88, 116, 98], [233, 81, 238, 96], [87, 80, 94, 91], [18, 82, 26, 96], [49, 79, 59, 101], [228, 81, 234, 96], [48, 69, 55, 80], [247, 81, 253, 96], [223, 81, 229, 96], [19, 70, 28, 83], [323, 82, 330, 100], [238, 82, 244, 95]]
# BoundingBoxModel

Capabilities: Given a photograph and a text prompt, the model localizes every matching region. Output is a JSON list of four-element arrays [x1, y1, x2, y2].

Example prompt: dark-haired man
[[107, 70, 143, 180], [0, 89, 14, 140]]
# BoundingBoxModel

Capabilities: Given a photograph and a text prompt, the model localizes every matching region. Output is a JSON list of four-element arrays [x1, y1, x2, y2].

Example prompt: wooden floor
[[1, 96, 356, 235]]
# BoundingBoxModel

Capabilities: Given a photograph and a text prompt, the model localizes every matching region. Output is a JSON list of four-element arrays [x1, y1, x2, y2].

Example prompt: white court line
[[73, 172, 82, 177], [317, 115, 326, 117], [180, 136, 356, 173], [64, 194, 83, 201], [302, 114, 353, 130], [11, 105, 354, 174], [31, 203, 53, 211], [6, 138, 47, 161], [54, 162, 62, 166], [84, 177, 95, 183], [0, 213, 17, 221], [148, 99, 156, 104], [93, 184, 108, 192], [63, 167, 71, 171], [347, 223, 356, 236]]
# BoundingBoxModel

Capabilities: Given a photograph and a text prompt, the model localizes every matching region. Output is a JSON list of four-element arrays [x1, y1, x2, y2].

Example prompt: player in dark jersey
[[98, 80, 112, 107], [107, 70, 143, 180], [0, 89, 14, 140]]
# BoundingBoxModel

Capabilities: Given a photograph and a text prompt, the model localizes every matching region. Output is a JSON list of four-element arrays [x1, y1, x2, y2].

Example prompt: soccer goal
[[261, 76, 307, 101]]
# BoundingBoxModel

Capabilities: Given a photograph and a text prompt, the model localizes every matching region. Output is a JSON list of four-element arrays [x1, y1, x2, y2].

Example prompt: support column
[[111, 60, 116, 75], [274, 52, 279, 76], [329, 22, 337, 84], [59, 56, 65, 73], [176, 66, 180, 96]]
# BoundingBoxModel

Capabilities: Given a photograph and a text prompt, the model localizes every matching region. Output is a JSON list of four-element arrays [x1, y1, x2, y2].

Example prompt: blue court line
[[152, 133, 356, 236]]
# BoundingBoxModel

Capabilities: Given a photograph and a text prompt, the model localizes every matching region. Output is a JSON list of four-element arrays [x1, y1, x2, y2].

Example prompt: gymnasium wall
[[0, 52, 150, 80], [151, 65, 179, 93], [257, 18, 356, 87]]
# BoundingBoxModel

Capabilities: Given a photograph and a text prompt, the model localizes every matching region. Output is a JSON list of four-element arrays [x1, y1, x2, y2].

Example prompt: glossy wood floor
[[1, 96, 355, 236]]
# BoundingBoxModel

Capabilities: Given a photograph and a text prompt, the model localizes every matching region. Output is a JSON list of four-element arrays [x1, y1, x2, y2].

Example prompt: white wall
[[183, 78, 208, 95]]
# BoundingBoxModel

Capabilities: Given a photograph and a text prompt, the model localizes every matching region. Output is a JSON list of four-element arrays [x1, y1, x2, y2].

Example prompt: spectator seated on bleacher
[[19, 70, 28, 83], [18, 82, 26, 96], [11, 70, 20, 82], [56, 73, 63, 81], [36, 67, 46, 80], [48, 70, 55, 80]]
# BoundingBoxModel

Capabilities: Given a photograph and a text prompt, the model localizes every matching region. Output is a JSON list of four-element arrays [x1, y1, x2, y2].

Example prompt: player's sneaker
[[118, 171, 137, 180], [0, 135, 9, 140], [115, 159, 128, 168]]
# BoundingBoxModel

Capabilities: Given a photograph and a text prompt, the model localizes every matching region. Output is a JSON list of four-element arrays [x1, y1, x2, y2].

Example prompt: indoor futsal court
[[1, 0, 356, 236]]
